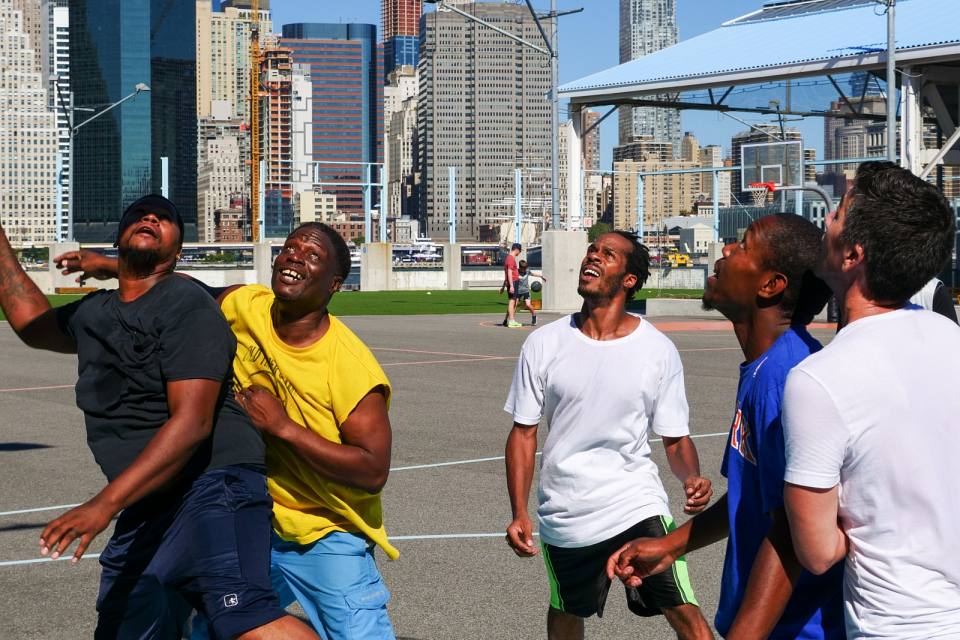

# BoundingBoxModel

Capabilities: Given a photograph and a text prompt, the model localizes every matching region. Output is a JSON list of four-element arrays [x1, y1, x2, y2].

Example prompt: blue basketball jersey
[[717, 327, 845, 639]]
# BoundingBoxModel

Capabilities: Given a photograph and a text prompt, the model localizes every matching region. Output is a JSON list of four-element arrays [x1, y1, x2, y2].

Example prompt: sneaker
[[507, 321, 523, 328], [531, 315, 537, 326]]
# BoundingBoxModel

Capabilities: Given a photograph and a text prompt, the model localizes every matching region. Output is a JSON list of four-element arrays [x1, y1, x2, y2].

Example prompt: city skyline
[[265, 0, 827, 167]]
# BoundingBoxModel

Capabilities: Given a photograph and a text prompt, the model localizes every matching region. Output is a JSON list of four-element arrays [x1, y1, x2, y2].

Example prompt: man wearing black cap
[[0, 195, 317, 639]]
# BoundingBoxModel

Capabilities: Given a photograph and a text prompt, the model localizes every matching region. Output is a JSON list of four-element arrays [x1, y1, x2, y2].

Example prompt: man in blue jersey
[[607, 213, 845, 639]]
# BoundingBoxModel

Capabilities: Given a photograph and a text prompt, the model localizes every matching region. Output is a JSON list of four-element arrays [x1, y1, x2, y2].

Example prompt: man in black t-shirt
[[0, 195, 317, 639]]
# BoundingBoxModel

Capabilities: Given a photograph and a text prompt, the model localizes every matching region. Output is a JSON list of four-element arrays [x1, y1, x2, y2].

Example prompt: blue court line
[[0, 432, 728, 519]]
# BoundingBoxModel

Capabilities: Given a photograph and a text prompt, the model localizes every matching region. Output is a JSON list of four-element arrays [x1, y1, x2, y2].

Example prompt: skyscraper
[[583, 109, 601, 173], [69, 0, 197, 241], [195, 0, 272, 121], [381, 0, 421, 79], [280, 23, 383, 218], [418, 2, 552, 240], [618, 0, 680, 151], [11, 0, 42, 72], [385, 74, 418, 220], [0, 0, 58, 245], [197, 102, 247, 242], [42, 0, 70, 240]]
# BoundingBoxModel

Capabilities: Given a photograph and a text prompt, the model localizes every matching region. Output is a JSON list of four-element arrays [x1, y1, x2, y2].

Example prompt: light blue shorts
[[271, 531, 395, 640], [191, 531, 395, 640]]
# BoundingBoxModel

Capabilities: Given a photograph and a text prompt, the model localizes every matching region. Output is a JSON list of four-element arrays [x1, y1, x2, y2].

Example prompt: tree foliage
[[587, 222, 613, 242]]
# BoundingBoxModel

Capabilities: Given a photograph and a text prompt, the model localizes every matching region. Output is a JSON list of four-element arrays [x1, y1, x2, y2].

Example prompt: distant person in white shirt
[[504, 231, 714, 640], [782, 161, 960, 639], [908, 277, 957, 323]]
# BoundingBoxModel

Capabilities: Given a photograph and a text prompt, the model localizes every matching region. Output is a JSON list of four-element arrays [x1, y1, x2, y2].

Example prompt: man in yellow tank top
[[56, 223, 397, 640]]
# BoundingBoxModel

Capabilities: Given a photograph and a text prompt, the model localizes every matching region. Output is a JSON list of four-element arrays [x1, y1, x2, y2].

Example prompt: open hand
[[606, 536, 675, 587], [53, 250, 117, 283], [235, 385, 289, 437], [505, 514, 538, 557], [39, 497, 115, 564], [683, 475, 713, 514]]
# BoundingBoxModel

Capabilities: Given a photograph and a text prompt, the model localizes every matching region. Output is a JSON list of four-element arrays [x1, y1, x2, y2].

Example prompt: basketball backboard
[[741, 140, 803, 191]]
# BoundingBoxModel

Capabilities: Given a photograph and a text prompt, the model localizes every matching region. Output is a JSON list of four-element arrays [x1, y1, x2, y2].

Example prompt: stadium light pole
[[55, 82, 151, 241], [877, 0, 897, 162], [424, 0, 582, 232]]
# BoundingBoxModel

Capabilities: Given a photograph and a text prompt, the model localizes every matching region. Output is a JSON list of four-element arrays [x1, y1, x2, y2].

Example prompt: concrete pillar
[[360, 242, 392, 291], [707, 241, 725, 269], [48, 241, 111, 294], [541, 229, 587, 313], [253, 242, 273, 287], [442, 242, 461, 290], [900, 66, 923, 175], [567, 112, 583, 231]]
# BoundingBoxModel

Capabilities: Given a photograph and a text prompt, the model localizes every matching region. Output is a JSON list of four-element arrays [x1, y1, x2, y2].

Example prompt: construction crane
[[249, 0, 261, 242]]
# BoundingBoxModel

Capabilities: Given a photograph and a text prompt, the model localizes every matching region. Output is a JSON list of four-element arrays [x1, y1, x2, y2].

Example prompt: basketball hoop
[[748, 182, 776, 208]]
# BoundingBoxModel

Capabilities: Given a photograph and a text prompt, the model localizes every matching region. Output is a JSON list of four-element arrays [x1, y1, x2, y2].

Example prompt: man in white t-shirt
[[782, 161, 960, 639], [504, 231, 714, 640]]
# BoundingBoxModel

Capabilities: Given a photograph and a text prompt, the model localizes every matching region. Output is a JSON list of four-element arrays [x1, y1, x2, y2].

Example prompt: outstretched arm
[[40, 377, 223, 562], [662, 435, 714, 514], [0, 227, 74, 352], [55, 250, 242, 304], [237, 385, 392, 494], [609, 493, 729, 585]]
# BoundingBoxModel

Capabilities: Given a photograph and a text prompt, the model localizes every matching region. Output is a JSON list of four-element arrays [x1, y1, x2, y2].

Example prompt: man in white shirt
[[504, 231, 714, 640], [782, 161, 960, 639]]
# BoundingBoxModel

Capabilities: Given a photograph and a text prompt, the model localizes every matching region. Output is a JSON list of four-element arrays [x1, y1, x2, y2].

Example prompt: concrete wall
[[392, 269, 447, 290], [646, 267, 706, 290]]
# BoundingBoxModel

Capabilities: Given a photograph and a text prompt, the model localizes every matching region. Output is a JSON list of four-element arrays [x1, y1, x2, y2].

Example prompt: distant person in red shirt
[[502, 243, 523, 328]]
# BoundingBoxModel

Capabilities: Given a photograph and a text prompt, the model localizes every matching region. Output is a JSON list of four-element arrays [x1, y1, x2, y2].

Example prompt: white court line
[[392, 431, 728, 472], [392, 532, 531, 541], [0, 553, 100, 568], [0, 432, 729, 518], [0, 383, 73, 393], [0, 503, 83, 517], [0, 434, 731, 566], [0, 531, 535, 567]]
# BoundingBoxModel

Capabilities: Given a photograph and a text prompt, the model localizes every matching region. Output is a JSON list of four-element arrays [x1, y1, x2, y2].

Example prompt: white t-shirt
[[783, 308, 960, 639], [908, 277, 941, 311], [505, 314, 689, 548]]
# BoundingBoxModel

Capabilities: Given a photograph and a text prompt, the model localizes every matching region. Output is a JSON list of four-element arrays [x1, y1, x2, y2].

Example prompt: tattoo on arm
[[0, 231, 52, 330]]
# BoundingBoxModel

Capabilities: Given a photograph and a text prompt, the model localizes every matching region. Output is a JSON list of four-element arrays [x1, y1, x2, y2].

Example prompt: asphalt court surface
[[0, 312, 838, 639]]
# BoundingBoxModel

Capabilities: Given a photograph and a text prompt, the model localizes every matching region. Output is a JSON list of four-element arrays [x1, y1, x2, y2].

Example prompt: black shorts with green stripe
[[541, 515, 698, 619]]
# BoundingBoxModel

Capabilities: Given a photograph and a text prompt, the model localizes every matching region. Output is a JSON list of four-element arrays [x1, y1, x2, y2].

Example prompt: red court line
[[382, 356, 513, 367], [0, 384, 73, 393]]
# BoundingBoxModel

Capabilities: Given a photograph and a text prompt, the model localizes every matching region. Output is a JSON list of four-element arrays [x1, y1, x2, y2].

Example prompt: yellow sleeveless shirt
[[221, 285, 398, 559]]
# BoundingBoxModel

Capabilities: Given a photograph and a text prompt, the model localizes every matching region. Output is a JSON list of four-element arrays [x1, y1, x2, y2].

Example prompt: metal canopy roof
[[559, 0, 960, 104]]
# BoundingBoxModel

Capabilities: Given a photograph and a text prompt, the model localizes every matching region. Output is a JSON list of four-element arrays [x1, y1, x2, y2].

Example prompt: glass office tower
[[69, 0, 196, 241]]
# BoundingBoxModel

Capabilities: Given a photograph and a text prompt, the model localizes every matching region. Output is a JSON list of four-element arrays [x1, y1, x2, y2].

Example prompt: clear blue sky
[[266, 0, 826, 167]]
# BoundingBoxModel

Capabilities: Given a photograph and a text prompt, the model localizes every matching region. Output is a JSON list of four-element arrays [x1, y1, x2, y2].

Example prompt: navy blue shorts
[[94, 465, 286, 640]]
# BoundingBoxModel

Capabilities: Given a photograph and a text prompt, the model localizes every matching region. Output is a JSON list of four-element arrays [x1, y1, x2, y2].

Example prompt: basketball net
[[748, 182, 776, 207]]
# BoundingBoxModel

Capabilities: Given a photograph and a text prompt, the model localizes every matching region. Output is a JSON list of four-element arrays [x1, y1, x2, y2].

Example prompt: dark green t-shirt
[[56, 276, 264, 482]]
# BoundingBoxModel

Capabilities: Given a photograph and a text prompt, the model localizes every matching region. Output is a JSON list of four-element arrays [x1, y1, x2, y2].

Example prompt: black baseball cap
[[511, 243, 522, 251], [115, 194, 184, 247]]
